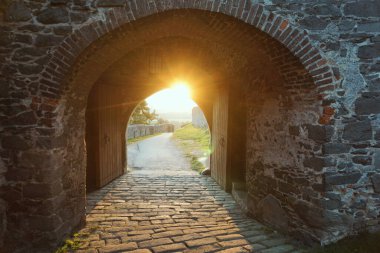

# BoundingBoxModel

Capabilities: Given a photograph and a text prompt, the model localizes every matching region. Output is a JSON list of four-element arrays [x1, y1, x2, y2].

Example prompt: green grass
[[173, 123, 211, 173], [307, 232, 380, 253], [127, 133, 162, 144], [173, 124, 210, 153], [54, 233, 85, 253]]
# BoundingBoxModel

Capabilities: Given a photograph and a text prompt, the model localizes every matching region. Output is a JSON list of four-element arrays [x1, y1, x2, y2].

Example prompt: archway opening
[[126, 86, 211, 176], [77, 9, 321, 241], [16, 9, 338, 252]]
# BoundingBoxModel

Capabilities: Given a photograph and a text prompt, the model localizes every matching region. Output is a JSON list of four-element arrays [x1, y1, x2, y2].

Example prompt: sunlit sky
[[146, 83, 197, 114]]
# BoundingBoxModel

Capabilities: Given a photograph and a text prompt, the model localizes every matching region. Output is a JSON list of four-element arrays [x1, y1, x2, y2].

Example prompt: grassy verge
[[307, 232, 380, 253], [173, 123, 211, 173], [127, 133, 162, 144]]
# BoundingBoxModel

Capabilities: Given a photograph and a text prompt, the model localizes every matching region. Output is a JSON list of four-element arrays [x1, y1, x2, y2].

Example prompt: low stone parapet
[[127, 124, 174, 139]]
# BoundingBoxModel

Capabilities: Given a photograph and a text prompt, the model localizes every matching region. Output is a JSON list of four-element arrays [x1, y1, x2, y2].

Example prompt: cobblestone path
[[73, 135, 304, 253]]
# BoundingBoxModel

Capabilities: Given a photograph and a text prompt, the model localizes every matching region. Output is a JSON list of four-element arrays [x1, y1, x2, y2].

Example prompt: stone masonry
[[73, 162, 302, 253], [0, 0, 380, 252]]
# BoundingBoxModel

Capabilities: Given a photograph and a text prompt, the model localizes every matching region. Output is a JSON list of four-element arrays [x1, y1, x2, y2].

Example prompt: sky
[[145, 84, 197, 114]]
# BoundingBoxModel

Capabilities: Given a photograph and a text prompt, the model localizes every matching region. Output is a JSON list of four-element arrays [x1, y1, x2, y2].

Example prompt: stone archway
[[1, 2, 342, 252]]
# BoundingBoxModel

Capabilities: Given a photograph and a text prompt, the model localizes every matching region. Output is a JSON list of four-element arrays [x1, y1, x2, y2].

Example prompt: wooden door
[[211, 87, 230, 191], [86, 83, 125, 190]]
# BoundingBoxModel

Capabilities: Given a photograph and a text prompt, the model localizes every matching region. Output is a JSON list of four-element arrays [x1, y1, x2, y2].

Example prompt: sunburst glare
[[145, 81, 196, 116]]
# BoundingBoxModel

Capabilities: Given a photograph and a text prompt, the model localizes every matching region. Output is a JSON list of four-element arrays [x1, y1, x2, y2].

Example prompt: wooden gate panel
[[211, 87, 230, 190], [86, 83, 125, 190]]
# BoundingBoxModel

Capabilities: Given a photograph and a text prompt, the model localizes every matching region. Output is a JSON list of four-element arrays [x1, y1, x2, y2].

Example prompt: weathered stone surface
[[53, 25, 72, 35], [4, 1, 32, 22], [288, 125, 299, 136], [319, 198, 342, 210], [355, 92, 380, 115], [375, 152, 380, 169], [0, 200, 5, 248], [23, 182, 63, 199], [97, 0, 126, 7], [303, 157, 334, 171], [305, 124, 333, 143], [257, 195, 288, 232], [18, 63, 44, 75], [18, 151, 63, 169], [352, 156, 372, 165], [325, 171, 362, 185], [36, 7, 69, 24], [371, 174, 380, 193], [299, 16, 328, 30], [322, 143, 351, 154], [292, 199, 352, 232], [35, 34, 64, 47], [358, 22, 380, 32], [305, 4, 341, 16], [70, 11, 90, 23], [1, 0, 380, 251], [344, 1, 380, 17], [0, 33, 12, 47], [4, 111, 37, 126], [343, 120, 372, 142], [12, 47, 47, 61], [1, 135, 30, 150], [51, 0, 69, 4], [358, 44, 380, 59]]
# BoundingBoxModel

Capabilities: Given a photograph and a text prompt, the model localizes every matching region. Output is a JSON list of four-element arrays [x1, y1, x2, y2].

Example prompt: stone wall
[[242, 0, 380, 246], [0, 0, 379, 252], [127, 124, 174, 140]]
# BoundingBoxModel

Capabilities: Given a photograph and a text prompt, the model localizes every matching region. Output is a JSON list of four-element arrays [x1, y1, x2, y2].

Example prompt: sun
[[171, 81, 191, 98], [145, 80, 196, 114]]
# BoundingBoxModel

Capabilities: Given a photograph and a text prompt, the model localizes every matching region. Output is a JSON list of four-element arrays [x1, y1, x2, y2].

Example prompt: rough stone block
[[35, 34, 64, 47], [50, 0, 69, 4], [288, 125, 300, 136], [292, 199, 352, 230], [324, 171, 362, 185], [305, 4, 341, 16], [352, 156, 372, 165], [355, 92, 380, 115], [299, 16, 328, 30], [305, 124, 334, 143], [303, 156, 334, 171], [343, 120, 372, 142], [344, 1, 380, 17], [28, 214, 62, 231], [358, 22, 380, 32], [319, 198, 342, 210], [371, 174, 380, 193], [1, 135, 30, 150], [322, 143, 351, 154], [257, 194, 288, 232], [4, 111, 37, 126], [23, 182, 63, 199], [358, 44, 380, 59], [4, 2, 32, 22], [97, 0, 126, 7], [36, 7, 69, 24]]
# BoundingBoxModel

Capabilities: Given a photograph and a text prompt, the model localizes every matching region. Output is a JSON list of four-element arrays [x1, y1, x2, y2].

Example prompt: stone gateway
[[0, 0, 380, 252]]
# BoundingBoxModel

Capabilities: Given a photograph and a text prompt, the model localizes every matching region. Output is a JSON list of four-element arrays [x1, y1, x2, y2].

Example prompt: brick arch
[[44, 2, 338, 124], [1, 3, 343, 252]]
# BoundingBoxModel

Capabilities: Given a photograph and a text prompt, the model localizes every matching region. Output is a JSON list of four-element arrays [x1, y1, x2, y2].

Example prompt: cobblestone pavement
[[72, 135, 305, 253]]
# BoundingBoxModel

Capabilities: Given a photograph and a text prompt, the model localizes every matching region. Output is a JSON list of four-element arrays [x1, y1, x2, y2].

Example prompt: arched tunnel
[[4, 2, 375, 252]]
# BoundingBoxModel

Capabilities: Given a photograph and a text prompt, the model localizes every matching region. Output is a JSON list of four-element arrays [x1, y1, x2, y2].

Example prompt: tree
[[129, 100, 158, 125]]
